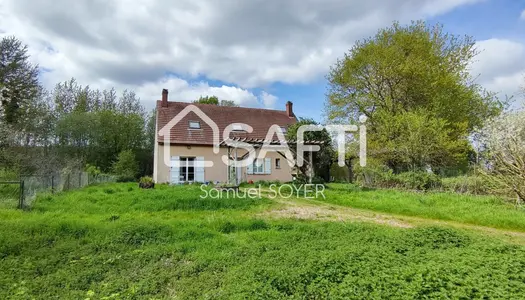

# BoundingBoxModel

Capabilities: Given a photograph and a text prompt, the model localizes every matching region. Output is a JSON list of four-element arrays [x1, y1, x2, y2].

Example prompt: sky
[[0, 0, 524, 121]]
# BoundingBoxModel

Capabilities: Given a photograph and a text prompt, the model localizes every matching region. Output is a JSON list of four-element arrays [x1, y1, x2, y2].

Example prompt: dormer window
[[189, 121, 201, 129], [280, 126, 287, 133], [232, 124, 244, 131]]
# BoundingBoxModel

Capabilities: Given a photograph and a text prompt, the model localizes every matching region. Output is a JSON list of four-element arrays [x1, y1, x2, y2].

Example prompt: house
[[153, 89, 299, 184]]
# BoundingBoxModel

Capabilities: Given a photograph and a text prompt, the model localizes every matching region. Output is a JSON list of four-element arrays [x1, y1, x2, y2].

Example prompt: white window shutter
[[195, 157, 205, 182], [247, 162, 254, 175], [265, 158, 271, 174], [170, 156, 180, 184]]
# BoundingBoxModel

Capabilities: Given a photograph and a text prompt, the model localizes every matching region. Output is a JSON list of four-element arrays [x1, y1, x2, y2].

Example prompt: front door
[[228, 163, 242, 185]]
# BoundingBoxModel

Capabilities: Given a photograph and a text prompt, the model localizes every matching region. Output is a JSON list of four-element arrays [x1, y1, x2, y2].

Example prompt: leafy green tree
[[372, 110, 470, 173], [194, 96, 239, 106], [145, 109, 157, 150], [326, 21, 503, 173], [0, 36, 40, 125], [194, 95, 219, 105], [286, 118, 334, 182], [112, 150, 139, 179]]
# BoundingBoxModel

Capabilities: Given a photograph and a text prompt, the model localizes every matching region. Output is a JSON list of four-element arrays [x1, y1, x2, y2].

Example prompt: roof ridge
[[160, 100, 288, 113]]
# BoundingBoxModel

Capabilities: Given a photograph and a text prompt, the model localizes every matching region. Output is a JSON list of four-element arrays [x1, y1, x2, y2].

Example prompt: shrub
[[239, 181, 252, 187], [116, 176, 136, 183], [255, 180, 270, 187], [396, 171, 442, 190], [139, 176, 154, 189], [441, 176, 490, 195], [85, 164, 102, 176], [356, 169, 441, 191], [112, 150, 138, 179], [269, 180, 282, 186]]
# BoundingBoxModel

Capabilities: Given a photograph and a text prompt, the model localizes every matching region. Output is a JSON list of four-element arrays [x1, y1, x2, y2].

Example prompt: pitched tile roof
[[156, 101, 297, 145]]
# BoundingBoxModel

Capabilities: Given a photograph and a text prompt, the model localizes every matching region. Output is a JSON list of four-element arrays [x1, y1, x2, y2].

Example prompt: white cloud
[[470, 39, 525, 107], [116, 76, 279, 110], [11, 0, 522, 109], [260, 92, 278, 108], [0, 0, 482, 93]]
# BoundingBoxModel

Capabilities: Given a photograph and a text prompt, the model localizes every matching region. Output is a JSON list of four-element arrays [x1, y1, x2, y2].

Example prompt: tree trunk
[[345, 158, 354, 183]]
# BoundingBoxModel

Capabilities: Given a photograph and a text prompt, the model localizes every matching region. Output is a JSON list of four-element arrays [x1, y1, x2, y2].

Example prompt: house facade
[[153, 89, 297, 184]]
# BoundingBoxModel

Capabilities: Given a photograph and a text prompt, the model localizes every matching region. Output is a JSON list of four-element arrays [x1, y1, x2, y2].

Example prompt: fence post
[[18, 180, 24, 209]]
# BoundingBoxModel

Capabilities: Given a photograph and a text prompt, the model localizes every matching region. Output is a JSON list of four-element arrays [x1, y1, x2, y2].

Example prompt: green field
[[321, 183, 525, 231], [2, 183, 525, 299]]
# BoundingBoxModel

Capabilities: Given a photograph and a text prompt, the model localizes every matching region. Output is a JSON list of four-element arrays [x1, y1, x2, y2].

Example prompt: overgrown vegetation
[[323, 183, 525, 231], [2, 183, 525, 298], [286, 118, 334, 182], [477, 110, 525, 203]]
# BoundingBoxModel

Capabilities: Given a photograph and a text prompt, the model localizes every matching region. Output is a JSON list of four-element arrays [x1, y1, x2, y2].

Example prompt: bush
[[441, 176, 490, 195], [356, 169, 441, 191], [254, 180, 270, 187], [116, 176, 136, 183], [396, 172, 442, 190], [139, 176, 154, 189], [85, 164, 102, 176], [112, 150, 138, 179], [239, 181, 252, 187]]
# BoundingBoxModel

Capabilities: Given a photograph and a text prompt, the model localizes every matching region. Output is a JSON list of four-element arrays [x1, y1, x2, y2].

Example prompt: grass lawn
[[1, 183, 525, 298], [321, 183, 525, 231]]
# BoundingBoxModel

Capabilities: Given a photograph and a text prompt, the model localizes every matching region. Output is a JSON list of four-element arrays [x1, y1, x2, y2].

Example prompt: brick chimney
[[161, 89, 168, 107], [286, 101, 293, 117]]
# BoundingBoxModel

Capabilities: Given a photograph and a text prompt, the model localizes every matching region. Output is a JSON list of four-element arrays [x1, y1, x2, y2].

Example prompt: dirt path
[[259, 192, 525, 245], [262, 199, 414, 228]]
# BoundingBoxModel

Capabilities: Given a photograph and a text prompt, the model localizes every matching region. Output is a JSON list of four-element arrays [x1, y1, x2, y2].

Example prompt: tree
[[326, 21, 503, 173], [194, 96, 239, 106], [145, 108, 157, 151], [52, 79, 150, 173], [112, 150, 139, 179], [286, 118, 334, 182], [371, 110, 470, 173], [194, 95, 219, 105], [0, 36, 40, 125], [478, 111, 525, 205], [220, 100, 239, 107]]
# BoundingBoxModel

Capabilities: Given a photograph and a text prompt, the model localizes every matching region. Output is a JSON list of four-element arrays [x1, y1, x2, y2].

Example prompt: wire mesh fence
[[2, 172, 118, 209], [0, 181, 23, 209]]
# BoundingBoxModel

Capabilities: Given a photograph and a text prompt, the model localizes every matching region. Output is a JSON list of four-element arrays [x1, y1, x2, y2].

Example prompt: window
[[275, 158, 281, 169], [189, 121, 200, 129], [232, 124, 243, 131], [248, 158, 271, 175], [280, 126, 287, 134], [252, 159, 264, 174], [179, 157, 195, 182]]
